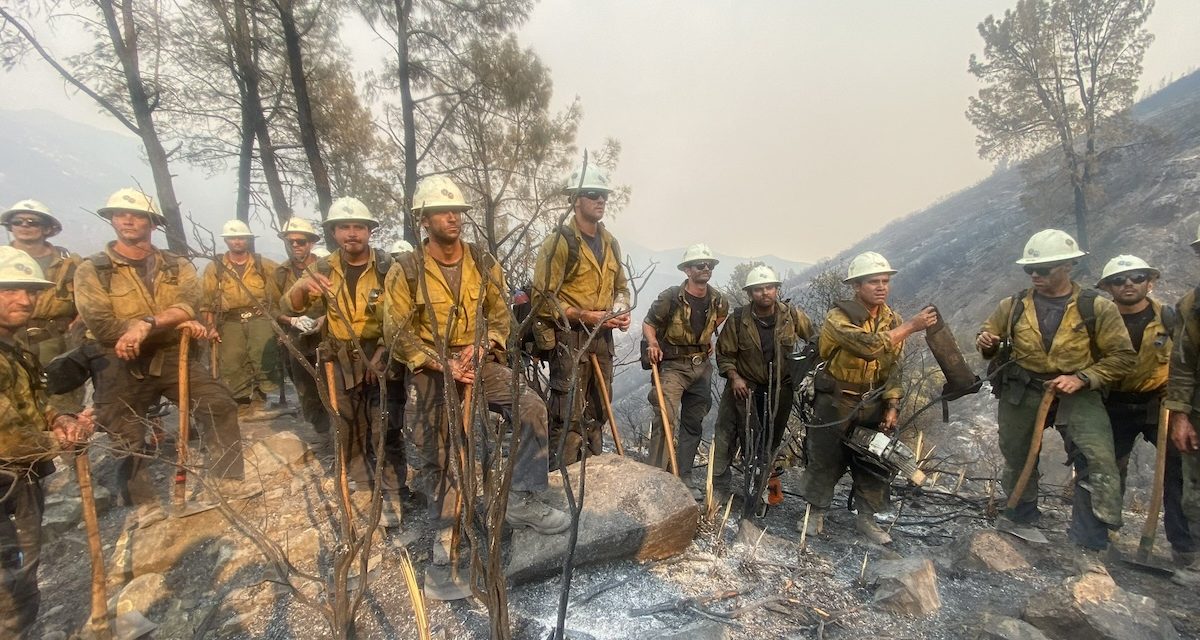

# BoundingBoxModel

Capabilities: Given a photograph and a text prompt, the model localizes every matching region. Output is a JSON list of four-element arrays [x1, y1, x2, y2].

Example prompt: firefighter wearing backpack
[[385, 176, 569, 598], [977, 229, 1135, 556], [201, 219, 283, 415], [1166, 224, 1200, 586], [644, 244, 729, 498], [1092, 255, 1195, 564], [531, 164, 631, 467], [2, 199, 84, 413], [799, 253, 935, 545], [273, 218, 328, 441], [75, 188, 251, 529], [285, 197, 405, 527]]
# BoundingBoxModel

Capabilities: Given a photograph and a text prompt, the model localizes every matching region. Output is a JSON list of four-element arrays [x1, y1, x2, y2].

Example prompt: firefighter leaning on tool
[[285, 197, 406, 525], [531, 164, 631, 467], [1094, 255, 1195, 563], [1165, 223, 1200, 586], [644, 243, 729, 499], [799, 253, 935, 545], [712, 266, 813, 500], [384, 176, 569, 599], [272, 218, 328, 440], [0, 246, 94, 639], [2, 200, 84, 413], [75, 188, 251, 529], [202, 220, 283, 414], [977, 229, 1134, 555]]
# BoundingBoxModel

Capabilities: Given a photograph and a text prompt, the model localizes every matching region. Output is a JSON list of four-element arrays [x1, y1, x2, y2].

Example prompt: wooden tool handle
[[590, 354, 624, 456], [1007, 387, 1055, 510], [1138, 403, 1171, 559], [651, 361, 680, 476]]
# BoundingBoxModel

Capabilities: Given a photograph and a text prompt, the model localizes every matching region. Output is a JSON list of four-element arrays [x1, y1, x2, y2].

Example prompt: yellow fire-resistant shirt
[[200, 253, 281, 314], [1109, 298, 1170, 394], [29, 246, 81, 322], [0, 339, 61, 466], [74, 243, 199, 347], [979, 283, 1135, 389], [284, 249, 386, 342], [819, 300, 905, 400], [1167, 289, 1200, 417], [531, 217, 629, 322], [383, 242, 509, 372], [645, 282, 730, 350]]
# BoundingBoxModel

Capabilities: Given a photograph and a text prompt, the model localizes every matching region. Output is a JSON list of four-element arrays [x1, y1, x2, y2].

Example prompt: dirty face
[[5, 214, 50, 243], [333, 222, 372, 259], [853, 274, 891, 308], [1101, 271, 1153, 307], [109, 210, 154, 244], [422, 209, 463, 244], [1023, 261, 1072, 296], [284, 233, 314, 262], [748, 283, 779, 311], [0, 288, 36, 331], [573, 190, 608, 224]]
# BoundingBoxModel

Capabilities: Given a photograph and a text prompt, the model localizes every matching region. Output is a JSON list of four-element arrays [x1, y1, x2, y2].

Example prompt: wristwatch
[[141, 316, 157, 329]]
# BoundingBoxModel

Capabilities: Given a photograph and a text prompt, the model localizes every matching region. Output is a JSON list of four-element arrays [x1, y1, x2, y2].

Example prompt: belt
[[838, 380, 878, 396], [664, 350, 707, 365], [225, 307, 264, 322]]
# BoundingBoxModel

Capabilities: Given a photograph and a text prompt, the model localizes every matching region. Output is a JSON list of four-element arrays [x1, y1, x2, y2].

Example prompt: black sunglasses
[[688, 262, 714, 271], [1102, 272, 1150, 287], [1022, 263, 1067, 276], [6, 219, 44, 228], [579, 190, 608, 201], [287, 238, 311, 246]]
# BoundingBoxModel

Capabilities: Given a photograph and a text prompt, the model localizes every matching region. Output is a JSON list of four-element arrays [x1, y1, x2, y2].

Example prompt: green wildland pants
[[218, 315, 280, 402]]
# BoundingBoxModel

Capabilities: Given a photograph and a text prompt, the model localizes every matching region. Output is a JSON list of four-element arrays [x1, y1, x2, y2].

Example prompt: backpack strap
[[1076, 289, 1102, 360], [1161, 302, 1180, 336], [832, 299, 870, 327], [557, 226, 581, 281], [1006, 288, 1028, 341], [85, 252, 115, 293]]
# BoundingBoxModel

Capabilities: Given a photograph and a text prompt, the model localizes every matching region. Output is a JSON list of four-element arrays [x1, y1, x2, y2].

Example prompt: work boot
[[379, 492, 403, 529], [1073, 546, 1109, 576], [683, 475, 704, 502], [797, 508, 825, 536], [856, 511, 892, 545], [506, 491, 571, 535], [1172, 559, 1200, 587], [1172, 549, 1198, 568]]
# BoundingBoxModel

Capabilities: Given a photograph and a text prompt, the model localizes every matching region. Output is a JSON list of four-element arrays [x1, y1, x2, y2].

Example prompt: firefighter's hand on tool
[[365, 348, 386, 386], [204, 323, 221, 342], [647, 340, 663, 364], [116, 321, 152, 360], [604, 309, 631, 331], [730, 375, 750, 400], [976, 330, 999, 352], [52, 407, 95, 446], [178, 320, 208, 339], [881, 406, 899, 433], [449, 358, 476, 384], [1171, 412, 1200, 453], [910, 306, 938, 332], [1047, 374, 1084, 395]]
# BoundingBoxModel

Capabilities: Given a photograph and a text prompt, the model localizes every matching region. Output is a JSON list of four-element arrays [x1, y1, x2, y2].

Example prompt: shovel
[[170, 335, 218, 518], [76, 443, 114, 639], [998, 386, 1055, 544], [425, 384, 472, 602], [590, 354, 625, 455], [1122, 404, 1175, 576], [650, 361, 680, 477]]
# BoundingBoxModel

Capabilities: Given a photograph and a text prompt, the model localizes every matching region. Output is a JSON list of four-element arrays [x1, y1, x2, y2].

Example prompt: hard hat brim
[[0, 279, 54, 290], [414, 204, 471, 215], [97, 207, 168, 227], [843, 269, 898, 284], [277, 231, 321, 240], [1014, 250, 1087, 266], [220, 233, 257, 238], [323, 218, 379, 230], [743, 280, 782, 290]]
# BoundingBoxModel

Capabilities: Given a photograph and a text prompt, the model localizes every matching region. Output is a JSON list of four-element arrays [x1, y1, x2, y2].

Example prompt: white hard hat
[[278, 217, 321, 240], [324, 197, 378, 231], [743, 265, 781, 289], [678, 243, 719, 270], [1097, 254, 1159, 286], [1015, 229, 1087, 265], [220, 219, 255, 238], [844, 252, 898, 283], [412, 176, 470, 214], [311, 246, 331, 258], [98, 188, 167, 227], [0, 246, 53, 289], [390, 239, 414, 255], [563, 163, 611, 194], [2, 199, 62, 237]]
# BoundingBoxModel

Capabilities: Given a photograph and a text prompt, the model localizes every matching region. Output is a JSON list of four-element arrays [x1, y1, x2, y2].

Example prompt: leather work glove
[[290, 316, 319, 334]]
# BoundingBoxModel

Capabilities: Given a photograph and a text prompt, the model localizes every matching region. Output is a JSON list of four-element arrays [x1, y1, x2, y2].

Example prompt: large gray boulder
[[1022, 568, 1179, 640], [946, 529, 1031, 573], [506, 454, 698, 584]]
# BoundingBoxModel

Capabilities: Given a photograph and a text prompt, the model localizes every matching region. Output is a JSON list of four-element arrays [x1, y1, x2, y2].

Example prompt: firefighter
[[1094, 255, 1194, 564], [977, 230, 1134, 561], [202, 220, 282, 414], [385, 176, 568, 599], [0, 246, 94, 638], [285, 197, 405, 526], [2, 199, 83, 413], [644, 243, 729, 498], [799, 253, 935, 544], [75, 188, 252, 528], [273, 218, 327, 440], [531, 164, 630, 467], [1165, 223, 1200, 586]]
